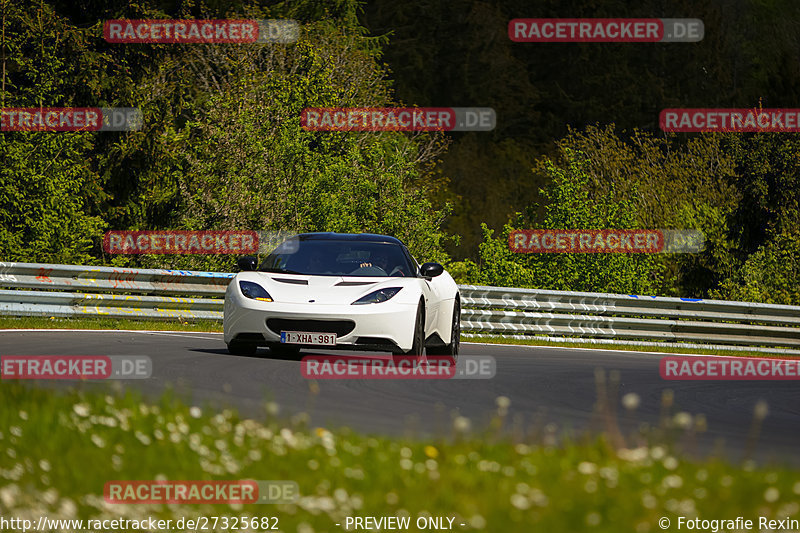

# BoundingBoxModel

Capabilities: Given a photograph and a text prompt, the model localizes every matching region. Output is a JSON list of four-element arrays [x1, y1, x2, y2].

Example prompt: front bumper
[[224, 292, 418, 352]]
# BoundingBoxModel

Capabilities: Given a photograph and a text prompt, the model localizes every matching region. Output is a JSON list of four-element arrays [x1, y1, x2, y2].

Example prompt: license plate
[[280, 331, 337, 346]]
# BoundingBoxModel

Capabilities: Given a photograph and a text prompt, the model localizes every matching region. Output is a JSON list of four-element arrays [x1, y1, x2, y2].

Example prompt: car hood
[[237, 272, 414, 305]]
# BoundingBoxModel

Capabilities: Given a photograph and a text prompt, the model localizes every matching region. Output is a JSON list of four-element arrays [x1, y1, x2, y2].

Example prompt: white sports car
[[223, 232, 460, 361]]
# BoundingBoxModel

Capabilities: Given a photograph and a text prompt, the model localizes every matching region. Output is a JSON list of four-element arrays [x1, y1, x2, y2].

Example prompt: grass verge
[[1, 381, 798, 532], [464, 335, 797, 359], [0, 316, 222, 333]]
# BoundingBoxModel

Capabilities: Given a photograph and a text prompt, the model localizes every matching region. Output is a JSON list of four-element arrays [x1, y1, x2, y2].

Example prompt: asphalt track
[[3, 329, 800, 463]]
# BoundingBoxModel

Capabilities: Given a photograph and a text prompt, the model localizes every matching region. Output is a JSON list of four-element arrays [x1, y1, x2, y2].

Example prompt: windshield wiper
[[260, 267, 305, 275]]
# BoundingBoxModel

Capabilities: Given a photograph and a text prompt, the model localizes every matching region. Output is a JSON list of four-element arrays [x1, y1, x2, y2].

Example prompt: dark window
[[259, 239, 416, 277]]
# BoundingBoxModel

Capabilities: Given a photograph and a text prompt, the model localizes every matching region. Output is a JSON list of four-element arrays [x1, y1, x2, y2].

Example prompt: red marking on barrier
[[110, 269, 138, 289], [36, 268, 54, 283]]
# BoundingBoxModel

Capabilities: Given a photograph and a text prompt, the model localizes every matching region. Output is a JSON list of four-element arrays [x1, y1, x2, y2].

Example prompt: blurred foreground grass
[[1, 380, 799, 532]]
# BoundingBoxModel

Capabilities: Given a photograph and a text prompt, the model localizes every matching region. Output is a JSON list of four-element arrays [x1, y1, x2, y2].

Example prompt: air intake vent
[[272, 278, 308, 285], [266, 319, 355, 337]]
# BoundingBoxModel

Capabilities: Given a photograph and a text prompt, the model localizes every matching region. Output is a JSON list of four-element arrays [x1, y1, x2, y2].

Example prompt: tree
[[472, 149, 663, 294], [0, 1, 106, 263]]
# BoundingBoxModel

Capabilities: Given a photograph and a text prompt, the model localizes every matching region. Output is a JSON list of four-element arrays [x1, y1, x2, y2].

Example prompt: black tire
[[227, 340, 257, 356], [426, 298, 460, 365], [393, 301, 425, 362]]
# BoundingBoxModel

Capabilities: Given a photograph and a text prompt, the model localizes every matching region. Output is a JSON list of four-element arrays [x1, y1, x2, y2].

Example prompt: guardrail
[[2, 261, 799, 355], [458, 286, 800, 355]]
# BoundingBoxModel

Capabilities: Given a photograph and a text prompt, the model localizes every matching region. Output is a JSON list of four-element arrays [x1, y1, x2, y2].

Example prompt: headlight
[[351, 287, 402, 305], [239, 281, 273, 302]]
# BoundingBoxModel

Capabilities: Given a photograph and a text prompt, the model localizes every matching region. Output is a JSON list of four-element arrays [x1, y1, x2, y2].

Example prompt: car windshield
[[259, 239, 416, 277]]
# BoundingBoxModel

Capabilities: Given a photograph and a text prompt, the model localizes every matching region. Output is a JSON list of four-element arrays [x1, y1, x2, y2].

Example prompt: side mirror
[[237, 256, 258, 272], [420, 262, 444, 278]]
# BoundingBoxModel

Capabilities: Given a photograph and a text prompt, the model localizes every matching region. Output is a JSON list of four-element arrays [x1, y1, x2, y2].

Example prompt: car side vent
[[272, 278, 308, 285]]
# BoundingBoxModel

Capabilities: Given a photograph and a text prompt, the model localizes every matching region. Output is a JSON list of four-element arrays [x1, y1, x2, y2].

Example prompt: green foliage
[[0, 132, 105, 264], [166, 34, 451, 271], [469, 127, 800, 302], [1, 0, 451, 269], [444, 258, 479, 285], [532, 126, 742, 297], [2, 380, 797, 532], [471, 150, 663, 294], [708, 132, 800, 304], [712, 230, 800, 305], [2, 0, 800, 303], [0, 1, 107, 263], [363, 0, 800, 261]]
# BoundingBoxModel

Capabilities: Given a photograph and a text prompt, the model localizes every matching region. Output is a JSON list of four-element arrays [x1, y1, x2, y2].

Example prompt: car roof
[[296, 232, 404, 245]]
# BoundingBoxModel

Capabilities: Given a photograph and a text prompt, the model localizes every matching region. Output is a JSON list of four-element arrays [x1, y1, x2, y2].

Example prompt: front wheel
[[426, 298, 460, 365], [393, 301, 425, 363]]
